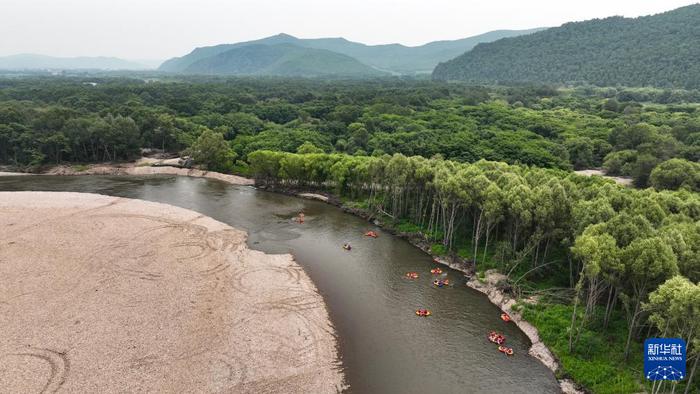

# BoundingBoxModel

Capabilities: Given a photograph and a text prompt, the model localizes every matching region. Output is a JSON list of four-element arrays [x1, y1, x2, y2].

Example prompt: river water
[[0, 175, 559, 393]]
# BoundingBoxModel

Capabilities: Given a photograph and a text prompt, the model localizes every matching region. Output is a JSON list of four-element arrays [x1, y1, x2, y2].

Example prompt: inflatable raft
[[498, 345, 514, 356], [488, 331, 506, 345], [415, 309, 432, 317]]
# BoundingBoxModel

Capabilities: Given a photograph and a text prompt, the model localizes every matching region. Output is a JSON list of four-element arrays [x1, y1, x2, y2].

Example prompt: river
[[0, 175, 560, 393]]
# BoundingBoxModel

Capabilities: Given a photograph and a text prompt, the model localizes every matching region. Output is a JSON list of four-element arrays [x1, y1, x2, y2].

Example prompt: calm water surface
[[0, 175, 559, 393]]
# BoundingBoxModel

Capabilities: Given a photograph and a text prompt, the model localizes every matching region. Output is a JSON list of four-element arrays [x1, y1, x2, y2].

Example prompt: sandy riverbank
[[0, 159, 254, 186], [0, 192, 343, 393], [42, 162, 255, 186], [0, 172, 30, 176]]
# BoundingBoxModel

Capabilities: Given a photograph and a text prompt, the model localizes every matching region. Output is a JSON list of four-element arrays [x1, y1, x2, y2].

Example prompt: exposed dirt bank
[[0, 192, 343, 393]]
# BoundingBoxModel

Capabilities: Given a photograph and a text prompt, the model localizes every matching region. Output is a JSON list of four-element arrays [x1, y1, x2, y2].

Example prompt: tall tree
[[620, 237, 678, 359]]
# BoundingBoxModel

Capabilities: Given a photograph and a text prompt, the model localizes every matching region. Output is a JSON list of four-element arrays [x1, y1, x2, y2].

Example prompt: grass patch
[[343, 199, 369, 210], [521, 303, 644, 394], [431, 243, 447, 255], [456, 242, 500, 270], [477, 271, 486, 282], [516, 264, 571, 291], [72, 164, 89, 172], [395, 220, 422, 233]]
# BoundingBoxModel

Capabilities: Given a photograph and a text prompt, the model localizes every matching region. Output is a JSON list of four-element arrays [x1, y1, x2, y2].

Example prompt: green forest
[[433, 4, 700, 89], [1, 76, 699, 392], [1, 77, 698, 190]]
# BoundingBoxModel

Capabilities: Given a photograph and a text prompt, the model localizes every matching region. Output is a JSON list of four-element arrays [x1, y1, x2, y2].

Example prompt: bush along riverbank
[[248, 150, 700, 394]]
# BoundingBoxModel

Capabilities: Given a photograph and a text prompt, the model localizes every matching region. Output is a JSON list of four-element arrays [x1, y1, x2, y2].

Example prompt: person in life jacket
[[433, 279, 450, 287], [498, 346, 514, 356], [415, 309, 431, 317], [488, 332, 506, 345]]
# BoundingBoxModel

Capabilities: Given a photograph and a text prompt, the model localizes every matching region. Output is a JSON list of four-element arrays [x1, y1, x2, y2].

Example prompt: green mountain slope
[[158, 34, 297, 73], [159, 29, 545, 74], [0, 54, 149, 70], [433, 5, 700, 88], [183, 43, 386, 77], [288, 29, 545, 73]]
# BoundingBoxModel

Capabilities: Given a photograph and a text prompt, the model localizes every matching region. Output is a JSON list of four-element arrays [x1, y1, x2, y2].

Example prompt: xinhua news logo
[[644, 338, 686, 381]]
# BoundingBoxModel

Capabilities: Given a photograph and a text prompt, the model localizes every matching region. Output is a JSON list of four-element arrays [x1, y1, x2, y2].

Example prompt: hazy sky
[[1, 0, 697, 60]]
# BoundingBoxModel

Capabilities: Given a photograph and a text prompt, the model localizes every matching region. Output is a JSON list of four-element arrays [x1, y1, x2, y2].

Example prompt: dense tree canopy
[[186, 129, 236, 172], [650, 158, 700, 192], [1, 77, 697, 187]]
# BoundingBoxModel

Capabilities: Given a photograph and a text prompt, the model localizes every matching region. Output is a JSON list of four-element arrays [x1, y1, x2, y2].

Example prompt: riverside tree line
[[248, 150, 700, 393]]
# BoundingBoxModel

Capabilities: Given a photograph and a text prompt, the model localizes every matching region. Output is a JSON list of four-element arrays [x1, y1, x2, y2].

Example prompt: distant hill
[[183, 43, 386, 77], [0, 54, 150, 70], [433, 5, 700, 88], [159, 29, 545, 75]]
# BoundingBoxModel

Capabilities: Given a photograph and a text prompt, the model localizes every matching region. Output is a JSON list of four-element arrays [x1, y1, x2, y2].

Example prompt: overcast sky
[[1, 0, 697, 61]]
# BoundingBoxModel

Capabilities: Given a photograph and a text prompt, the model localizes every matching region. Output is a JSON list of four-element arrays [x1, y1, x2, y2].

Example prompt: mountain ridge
[[432, 4, 700, 88], [159, 28, 546, 74], [182, 43, 387, 77], [0, 54, 151, 70]]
